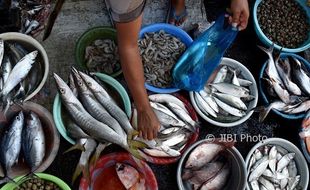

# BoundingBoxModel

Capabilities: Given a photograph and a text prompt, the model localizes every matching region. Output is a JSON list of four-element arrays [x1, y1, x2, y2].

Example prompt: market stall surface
[[1, 0, 309, 190]]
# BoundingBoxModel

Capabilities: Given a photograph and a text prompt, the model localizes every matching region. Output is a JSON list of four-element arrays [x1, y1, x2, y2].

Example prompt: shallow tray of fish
[[85, 39, 121, 75], [177, 139, 246, 190], [258, 46, 310, 121], [190, 57, 258, 127], [0, 101, 59, 182], [139, 30, 186, 88], [0, 36, 47, 113], [130, 93, 199, 164], [245, 138, 309, 190]]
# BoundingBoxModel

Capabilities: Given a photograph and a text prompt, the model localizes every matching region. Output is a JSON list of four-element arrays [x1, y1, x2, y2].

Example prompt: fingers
[[231, 10, 241, 27]]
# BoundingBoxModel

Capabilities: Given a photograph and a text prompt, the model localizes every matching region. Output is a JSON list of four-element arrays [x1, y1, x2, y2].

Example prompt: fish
[[269, 146, 277, 174], [78, 71, 134, 135], [276, 58, 301, 95], [269, 77, 291, 104], [279, 167, 289, 189], [22, 111, 45, 172], [64, 138, 87, 154], [0, 39, 4, 67], [231, 69, 240, 86], [261, 78, 277, 98], [248, 158, 269, 182], [257, 101, 290, 122], [0, 111, 24, 184], [54, 73, 129, 150], [200, 163, 230, 190], [115, 163, 140, 190], [210, 82, 250, 98], [194, 92, 217, 118], [258, 177, 275, 190], [0, 51, 38, 98], [1, 55, 12, 83], [159, 126, 181, 135], [288, 161, 297, 178], [161, 133, 186, 147], [287, 175, 300, 190], [285, 100, 310, 114], [166, 102, 197, 129], [185, 142, 226, 169], [213, 65, 228, 84], [148, 94, 187, 113], [72, 138, 97, 184], [250, 180, 260, 190], [199, 89, 219, 113], [213, 97, 245, 117], [71, 69, 126, 138], [143, 146, 180, 157], [291, 57, 310, 96], [277, 153, 295, 172], [182, 162, 224, 185], [237, 78, 253, 87], [214, 92, 247, 110], [66, 122, 90, 140]]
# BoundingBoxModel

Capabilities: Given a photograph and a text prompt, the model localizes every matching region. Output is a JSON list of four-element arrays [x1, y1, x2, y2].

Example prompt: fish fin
[[256, 105, 272, 123], [0, 176, 17, 186], [128, 148, 144, 160], [63, 143, 86, 154], [89, 143, 110, 167], [130, 140, 149, 149], [72, 161, 90, 185], [257, 43, 274, 55]]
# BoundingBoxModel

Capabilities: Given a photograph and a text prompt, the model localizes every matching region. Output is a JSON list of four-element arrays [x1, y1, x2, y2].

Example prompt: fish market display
[[131, 94, 198, 158], [258, 45, 310, 122], [182, 141, 234, 190], [300, 110, 310, 155], [0, 39, 43, 113], [257, 0, 310, 48], [85, 39, 121, 75], [116, 163, 146, 190], [54, 68, 148, 183], [194, 65, 254, 122], [0, 0, 51, 36], [0, 111, 46, 184], [15, 177, 60, 190], [247, 145, 301, 190], [139, 30, 186, 88]]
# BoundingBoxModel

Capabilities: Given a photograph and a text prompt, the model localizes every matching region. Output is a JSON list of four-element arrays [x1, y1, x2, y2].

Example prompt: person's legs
[[167, 0, 187, 26]]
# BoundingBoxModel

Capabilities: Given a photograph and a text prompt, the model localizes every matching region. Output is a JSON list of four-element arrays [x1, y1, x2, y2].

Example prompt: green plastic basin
[[53, 72, 132, 144]]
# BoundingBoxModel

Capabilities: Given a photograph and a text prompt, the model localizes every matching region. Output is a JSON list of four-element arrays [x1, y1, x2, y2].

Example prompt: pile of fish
[[138, 30, 186, 88], [131, 94, 198, 158], [0, 39, 42, 113], [193, 65, 254, 122], [182, 141, 233, 190], [85, 39, 121, 75], [115, 163, 146, 190], [300, 110, 310, 155], [54, 68, 146, 183], [259, 45, 310, 122], [247, 145, 300, 190], [0, 111, 46, 184]]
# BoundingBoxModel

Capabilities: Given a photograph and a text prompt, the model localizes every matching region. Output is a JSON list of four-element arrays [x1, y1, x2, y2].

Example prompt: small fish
[[269, 77, 291, 104], [285, 100, 310, 114], [0, 51, 38, 98], [199, 89, 219, 113], [250, 180, 260, 190], [161, 133, 186, 147], [214, 92, 247, 110], [0, 39, 4, 67], [291, 57, 310, 95], [194, 92, 217, 118], [213, 97, 245, 117], [115, 163, 140, 189], [213, 65, 228, 84], [166, 102, 197, 129], [258, 177, 275, 190], [254, 149, 263, 160], [279, 167, 289, 189], [277, 153, 295, 172], [269, 146, 277, 174], [287, 175, 300, 190], [249, 159, 269, 182], [210, 82, 250, 98], [237, 78, 253, 87], [185, 142, 228, 169], [143, 147, 180, 157], [22, 111, 45, 172], [148, 94, 187, 113]]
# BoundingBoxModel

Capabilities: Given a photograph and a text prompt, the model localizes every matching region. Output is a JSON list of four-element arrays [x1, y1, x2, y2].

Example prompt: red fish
[[300, 110, 310, 154]]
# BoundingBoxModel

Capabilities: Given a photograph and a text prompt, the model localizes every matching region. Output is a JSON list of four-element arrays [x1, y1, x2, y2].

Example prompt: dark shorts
[[105, 0, 146, 23]]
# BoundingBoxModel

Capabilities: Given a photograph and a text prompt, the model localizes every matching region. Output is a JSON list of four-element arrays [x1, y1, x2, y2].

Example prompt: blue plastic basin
[[253, 0, 310, 53], [139, 23, 193, 93], [259, 53, 310, 120]]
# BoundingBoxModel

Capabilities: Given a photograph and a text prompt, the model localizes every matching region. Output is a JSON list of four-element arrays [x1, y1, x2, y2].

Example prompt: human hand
[[229, 0, 249, 31], [137, 106, 160, 140]]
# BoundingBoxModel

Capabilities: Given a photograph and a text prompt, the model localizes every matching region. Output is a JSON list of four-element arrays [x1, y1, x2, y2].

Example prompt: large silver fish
[[210, 83, 250, 98], [53, 73, 128, 149], [214, 97, 245, 117], [194, 92, 217, 118], [71, 69, 126, 138], [148, 94, 187, 113], [22, 111, 45, 172], [78, 71, 134, 134], [0, 111, 24, 184], [291, 57, 310, 96], [0, 51, 38, 98], [166, 102, 197, 129], [214, 92, 247, 111]]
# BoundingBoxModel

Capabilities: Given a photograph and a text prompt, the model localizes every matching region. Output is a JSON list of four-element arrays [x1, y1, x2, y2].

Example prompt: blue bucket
[[253, 0, 310, 53], [259, 53, 310, 120], [139, 23, 193, 93]]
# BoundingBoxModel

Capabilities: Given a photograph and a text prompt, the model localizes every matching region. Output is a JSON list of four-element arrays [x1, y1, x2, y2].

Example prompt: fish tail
[[72, 161, 90, 185], [257, 44, 274, 56], [89, 143, 110, 167], [63, 143, 86, 154], [127, 130, 139, 142], [127, 147, 144, 160], [130, 140, 149, 149], [256, 105, 272, 123]]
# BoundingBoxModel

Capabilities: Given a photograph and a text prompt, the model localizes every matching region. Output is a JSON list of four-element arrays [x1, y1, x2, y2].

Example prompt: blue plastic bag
[[172, 14, 238, 91]]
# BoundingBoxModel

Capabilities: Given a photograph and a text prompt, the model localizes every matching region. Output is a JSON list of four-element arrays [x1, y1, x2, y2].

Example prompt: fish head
[[15, 111, 24, 123], [53, 73, 76, 103], [71, 68, 88, 93], [78, 71, 100, 93], [28, 50, 38, 61], [26, 111, 40, 128]]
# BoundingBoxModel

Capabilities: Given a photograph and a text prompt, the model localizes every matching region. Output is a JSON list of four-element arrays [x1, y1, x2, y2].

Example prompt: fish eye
[[60, 88, 65, 94], [87, 82, 91, 86], [16, 116, 20, 120], [78, 81, 83, 85]]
